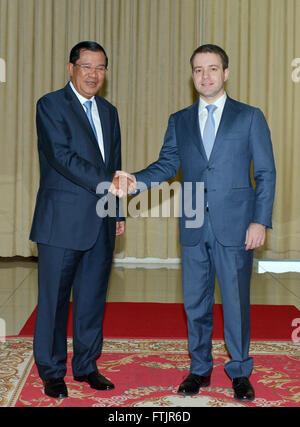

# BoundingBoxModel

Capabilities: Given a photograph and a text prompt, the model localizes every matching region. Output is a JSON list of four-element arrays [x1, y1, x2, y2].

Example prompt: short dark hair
[[69, 41, 108, 68], [190, 44, 229, 70]]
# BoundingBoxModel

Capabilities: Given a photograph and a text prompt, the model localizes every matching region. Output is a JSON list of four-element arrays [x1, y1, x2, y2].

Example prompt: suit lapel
[[95, 96, 111, 167], [64, 84, 105, 165], [184, 101, 208, 161], [209, 96, 241, 160]]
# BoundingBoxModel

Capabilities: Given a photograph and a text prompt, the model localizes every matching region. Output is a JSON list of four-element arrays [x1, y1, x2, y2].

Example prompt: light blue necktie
[[83, 100, 98, 140], [203, 104, 217, 160]]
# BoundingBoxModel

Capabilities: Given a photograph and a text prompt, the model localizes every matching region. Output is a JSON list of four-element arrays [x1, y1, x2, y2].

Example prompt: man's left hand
[[116, 221, 126, 236], [245, 223, 266, 251]]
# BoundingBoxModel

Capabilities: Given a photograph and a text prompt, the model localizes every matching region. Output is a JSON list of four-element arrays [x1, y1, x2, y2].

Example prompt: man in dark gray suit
[[30, 41, 125, 399], [113, 45, 276, 401]]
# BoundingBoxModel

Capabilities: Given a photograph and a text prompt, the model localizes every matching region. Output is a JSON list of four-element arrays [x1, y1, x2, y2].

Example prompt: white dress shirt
[[69, 81, 105, 162], [198, 92, 227, 139]]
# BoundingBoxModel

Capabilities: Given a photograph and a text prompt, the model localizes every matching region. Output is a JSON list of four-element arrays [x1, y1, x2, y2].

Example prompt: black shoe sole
[[177, 381, 211, 396], [74, 376, 114, 390], [234, 395, 255, 402], [44, 391, 68, 399]]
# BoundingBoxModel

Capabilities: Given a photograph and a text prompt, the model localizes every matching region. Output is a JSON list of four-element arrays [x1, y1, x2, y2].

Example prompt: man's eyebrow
[[194, 64, 220, 68]]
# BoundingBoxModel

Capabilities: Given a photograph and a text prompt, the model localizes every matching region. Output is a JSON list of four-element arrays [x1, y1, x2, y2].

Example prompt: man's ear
[[224, 67, 230, 82], [67, 62, 74, 78]]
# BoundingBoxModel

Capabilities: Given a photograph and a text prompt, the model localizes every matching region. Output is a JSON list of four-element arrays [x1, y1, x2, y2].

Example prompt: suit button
[[207, 166, 212, 171]]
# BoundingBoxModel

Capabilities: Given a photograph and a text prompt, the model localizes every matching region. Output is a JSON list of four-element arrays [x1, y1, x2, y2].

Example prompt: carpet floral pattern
[[0, 338, 299, 407]]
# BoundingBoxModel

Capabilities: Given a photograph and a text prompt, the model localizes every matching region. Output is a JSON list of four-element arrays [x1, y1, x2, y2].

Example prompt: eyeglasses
[[74, 64, 107, 74]]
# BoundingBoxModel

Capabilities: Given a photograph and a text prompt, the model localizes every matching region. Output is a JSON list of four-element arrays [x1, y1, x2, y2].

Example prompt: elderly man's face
[[67, 49, 107, 99]]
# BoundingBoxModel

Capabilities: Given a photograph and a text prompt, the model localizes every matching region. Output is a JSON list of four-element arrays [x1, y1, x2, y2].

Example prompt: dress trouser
[[181, 209, 254, 379], [33, 221, 114, 380]]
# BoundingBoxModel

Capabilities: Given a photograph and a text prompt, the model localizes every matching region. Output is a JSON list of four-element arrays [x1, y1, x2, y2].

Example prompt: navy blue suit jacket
[[30, 83, 122, 251], [135, 96, 276, 246]]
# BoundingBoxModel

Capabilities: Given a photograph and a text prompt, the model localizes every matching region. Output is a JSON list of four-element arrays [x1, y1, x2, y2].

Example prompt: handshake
[[109, 171, 137, 198]]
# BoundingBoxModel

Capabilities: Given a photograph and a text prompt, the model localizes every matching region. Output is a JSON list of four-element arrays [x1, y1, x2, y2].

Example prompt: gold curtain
[[0, 0, 299, 259], [202, 0, 300, 259]]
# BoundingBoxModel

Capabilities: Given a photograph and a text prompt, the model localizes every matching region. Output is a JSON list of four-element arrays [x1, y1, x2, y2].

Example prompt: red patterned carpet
[[2, 338, 299, 407], [1, 303, 299, 407]]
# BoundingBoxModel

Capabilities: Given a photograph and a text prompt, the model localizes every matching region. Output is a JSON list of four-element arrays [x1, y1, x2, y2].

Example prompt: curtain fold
[[0, 0, 299, 259]]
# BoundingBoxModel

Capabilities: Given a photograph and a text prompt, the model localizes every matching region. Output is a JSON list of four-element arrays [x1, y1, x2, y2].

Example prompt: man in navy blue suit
[[30, 41, 125, 399], [114, 45, 276, 401]]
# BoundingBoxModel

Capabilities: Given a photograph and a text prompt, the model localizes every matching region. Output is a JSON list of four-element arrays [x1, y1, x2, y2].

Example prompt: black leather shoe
[[43, 378, 68, 399], [74, 371, 114, 390], [232, 377, 255, 401], [177, 373, 211, 396]]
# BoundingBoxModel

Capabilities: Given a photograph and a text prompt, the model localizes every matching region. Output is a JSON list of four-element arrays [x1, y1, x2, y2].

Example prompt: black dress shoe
[[74, 371, 114, 390], [232, 377, 255, 401], [177, 373, 211, 396], [43, 378, 68, 399]]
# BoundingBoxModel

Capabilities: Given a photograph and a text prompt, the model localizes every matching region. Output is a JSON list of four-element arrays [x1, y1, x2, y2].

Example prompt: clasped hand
[[109, 171, 137, 198]]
